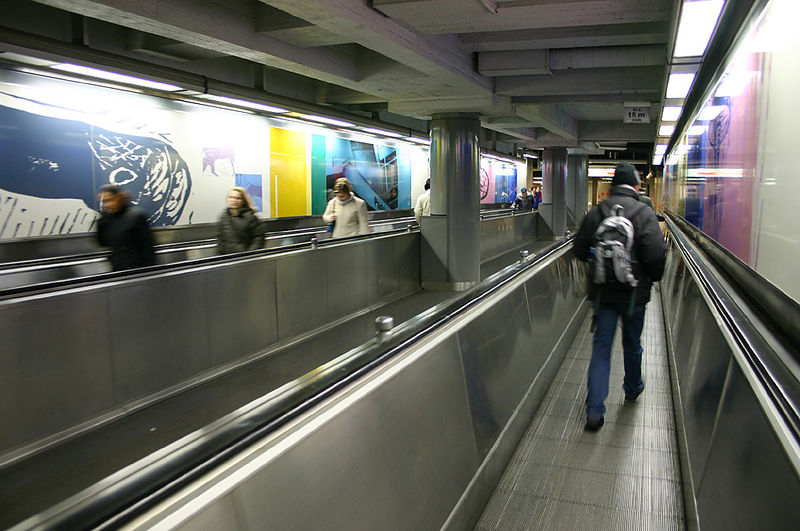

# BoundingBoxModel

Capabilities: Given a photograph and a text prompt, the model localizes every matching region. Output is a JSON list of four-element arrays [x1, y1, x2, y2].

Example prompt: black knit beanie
[[612, 162, 640, 187]]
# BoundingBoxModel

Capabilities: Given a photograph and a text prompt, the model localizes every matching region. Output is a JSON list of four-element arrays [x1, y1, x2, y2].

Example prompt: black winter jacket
[[574, 185, 666, 305], [216, 207, 263, 254], [513, 194, 535, 211], [96, 204, 156, 271]]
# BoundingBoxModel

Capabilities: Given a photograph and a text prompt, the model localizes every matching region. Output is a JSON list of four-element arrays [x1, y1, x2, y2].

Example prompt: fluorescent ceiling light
[[698, 105, 725, 120], [714, 71, 754, 97], [655, 144, 668, 155], [673, 0, 725, 57], [661, 106, 683, 122], [299, 114, 355, 128], [688, 125, 708, 136], [362, 127, 404, 138], [51, 63, 183, 91], [652, 154, 664, 166], [522, 153, 538, 159], [666, 73, 696, 98], [659, 124, 676, 136], [407, 136, 431, 145], [201, 95, 287, 113]]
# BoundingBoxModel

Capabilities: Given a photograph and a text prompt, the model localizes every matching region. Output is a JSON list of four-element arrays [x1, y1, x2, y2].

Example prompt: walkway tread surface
[[475, 289, 686, 530]]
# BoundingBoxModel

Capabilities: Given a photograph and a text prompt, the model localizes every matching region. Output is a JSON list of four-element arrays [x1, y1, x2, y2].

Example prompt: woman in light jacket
[[216, 186, 263, 254], [322, 177, 369, 238]]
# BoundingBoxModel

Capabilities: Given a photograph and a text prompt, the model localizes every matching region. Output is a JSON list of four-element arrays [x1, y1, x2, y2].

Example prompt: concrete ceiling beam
[[578, 121, 658, 142], [496, 66, 665, 97], [258, 0, 491, 95], [513, 104, 578, 141], [373, 0, 671, 34], [479, 45, 666, 77], [31, 0, 361, 85], [387, 94, 514, 119], [458, 21, 669, 52]]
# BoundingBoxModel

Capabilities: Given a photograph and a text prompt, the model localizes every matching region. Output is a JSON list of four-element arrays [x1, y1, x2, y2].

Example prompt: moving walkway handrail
[[0, 216, 416, 272], [0, 222, 415, 301], [21, 237, 571, 530], [664, 211, 800, 453]]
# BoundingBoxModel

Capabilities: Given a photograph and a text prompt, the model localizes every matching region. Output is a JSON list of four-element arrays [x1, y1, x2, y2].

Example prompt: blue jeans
[[586, 302, 646, 419]]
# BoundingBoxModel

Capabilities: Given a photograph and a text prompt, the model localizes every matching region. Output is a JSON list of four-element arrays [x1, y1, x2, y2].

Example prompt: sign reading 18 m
[[624, 107, 650, 123]]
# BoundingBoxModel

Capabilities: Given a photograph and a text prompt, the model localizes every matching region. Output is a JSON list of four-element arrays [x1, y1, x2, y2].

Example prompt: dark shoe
[[584, 416, 604, 431], [625, 383, 645, 402]]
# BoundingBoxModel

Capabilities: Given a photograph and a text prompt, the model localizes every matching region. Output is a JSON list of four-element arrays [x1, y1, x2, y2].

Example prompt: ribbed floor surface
[[475, 290, 685, 530]]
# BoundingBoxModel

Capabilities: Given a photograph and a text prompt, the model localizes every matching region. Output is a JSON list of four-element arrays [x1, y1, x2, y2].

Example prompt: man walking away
[[96, 184, 156, 271], [573, 162, 666, 431]]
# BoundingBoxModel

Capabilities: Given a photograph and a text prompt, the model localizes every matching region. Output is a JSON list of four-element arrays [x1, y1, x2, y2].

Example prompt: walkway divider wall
[[115, 243, 588, 530], [660, 214, 800, 529], [0, 211, 541, 473], [0, 232, 420, 464]]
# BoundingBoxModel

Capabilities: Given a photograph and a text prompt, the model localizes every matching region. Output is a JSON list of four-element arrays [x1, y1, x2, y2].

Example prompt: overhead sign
[[624, 107, 650, 123]]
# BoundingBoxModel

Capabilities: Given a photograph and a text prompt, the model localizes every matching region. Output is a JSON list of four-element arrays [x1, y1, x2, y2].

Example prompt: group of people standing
[[510, 185, 542, 211]]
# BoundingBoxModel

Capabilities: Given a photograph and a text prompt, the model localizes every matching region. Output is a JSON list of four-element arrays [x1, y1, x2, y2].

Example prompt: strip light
[[51, 63, 184, 91], [666, 73, 696, 98], [661, 106, 683, 122], [673, 0, 725, 57], [200, 95, 287, 114], [362, 127, 404, 138], [298, 114, 355, 128]]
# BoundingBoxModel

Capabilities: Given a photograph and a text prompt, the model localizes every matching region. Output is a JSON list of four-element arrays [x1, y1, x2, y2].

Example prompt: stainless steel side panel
[[177, 335, 479, 531], [456, 286, 535, 458], [696, 362, 800, 528], [205, 260, 278, 366], [479, 212, 537, 263], [0, 233, 420, 459], [274, 251, 330, 339], [126, 245, 587, 531], [661, 230, 800, 530], [323, 244, 368, 321], [0, 291, 115, 453], [108, 273, 212, 403]]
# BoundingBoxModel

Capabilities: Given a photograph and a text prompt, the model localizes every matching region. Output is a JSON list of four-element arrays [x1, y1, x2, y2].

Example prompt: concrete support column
[[420, 113, 481, 290], [567, 154, 588, 228], [538, 147, 567, 238]]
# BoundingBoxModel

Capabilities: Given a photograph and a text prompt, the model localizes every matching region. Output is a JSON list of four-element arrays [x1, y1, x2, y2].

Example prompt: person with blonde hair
[[216, 186, 263, 254], [322, 177, 368, 238]]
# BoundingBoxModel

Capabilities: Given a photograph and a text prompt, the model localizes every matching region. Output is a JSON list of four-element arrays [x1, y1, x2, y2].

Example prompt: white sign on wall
[[624, 107, 650, 123]]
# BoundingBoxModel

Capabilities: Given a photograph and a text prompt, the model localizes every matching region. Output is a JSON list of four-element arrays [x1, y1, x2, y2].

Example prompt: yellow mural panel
[[269, 128, 308, 217]]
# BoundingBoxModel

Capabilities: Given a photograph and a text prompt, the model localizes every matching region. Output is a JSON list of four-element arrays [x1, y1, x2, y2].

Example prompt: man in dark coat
[[511, 187, 535, 211], [96, 184, 156, 271], [573, 162, 667, 431]]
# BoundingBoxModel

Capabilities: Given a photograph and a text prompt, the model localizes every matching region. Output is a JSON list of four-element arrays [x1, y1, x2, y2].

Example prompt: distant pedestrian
[[323, 177, 369, 238], [639, 192, 655, 211], [414, 178, 431, 224], [216, 187, 263, 254], [532, 185, 542, 210], [96, 184, 156, 271], [511, 187, 535, 211], [574, 162, 666, 431]]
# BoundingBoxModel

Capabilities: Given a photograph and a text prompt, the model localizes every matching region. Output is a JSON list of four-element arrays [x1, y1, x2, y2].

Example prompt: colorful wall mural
[[480, 158, 522, 204], [0, 68, 428, 239], [663, 0, 800, 303]]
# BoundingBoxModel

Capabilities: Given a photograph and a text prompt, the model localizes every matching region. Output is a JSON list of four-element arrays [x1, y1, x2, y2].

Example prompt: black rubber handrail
[[664, 211, 800, 446], [26, 238, 571, 530]]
